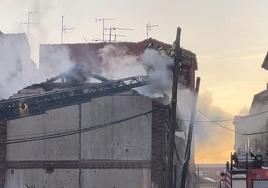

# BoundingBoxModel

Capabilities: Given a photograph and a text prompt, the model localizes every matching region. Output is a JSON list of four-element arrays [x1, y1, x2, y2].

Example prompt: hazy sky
[[1, 0, 268, 163]]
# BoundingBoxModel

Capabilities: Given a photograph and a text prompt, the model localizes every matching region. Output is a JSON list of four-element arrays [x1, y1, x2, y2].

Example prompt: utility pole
[[166, 27, 182, 188], [96, 18, 115, 42], [197, 164, 200, 188], [146, 22, 158, 39], [61, 16, 74, 44], [105, 27, 133, 43], [180, 77, 201, 188], [22, 11, 39, 38]]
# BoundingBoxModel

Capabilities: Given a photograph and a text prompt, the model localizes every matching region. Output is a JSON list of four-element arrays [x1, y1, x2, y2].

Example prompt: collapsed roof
[[39, 38, 198, 89]]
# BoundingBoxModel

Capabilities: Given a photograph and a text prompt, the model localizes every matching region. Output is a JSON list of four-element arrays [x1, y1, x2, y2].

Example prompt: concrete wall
[[5, 93, 153, 188], [81, 95, 152, 160], [234, 105, 268, 154], [7, 105, 80, 160], [234, 89, 268, 155], [81, 169, 150, 188], [5, 169, 79, 188]]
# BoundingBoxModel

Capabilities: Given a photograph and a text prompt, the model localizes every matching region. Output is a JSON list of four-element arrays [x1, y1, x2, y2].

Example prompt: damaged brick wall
[[151, 102, 168, 188], [0, 121, 6, 188]]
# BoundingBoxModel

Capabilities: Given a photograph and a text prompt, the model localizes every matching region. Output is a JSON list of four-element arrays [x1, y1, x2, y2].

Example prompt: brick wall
[[0, 121, 6, 188], [151, 102, 168, 188]]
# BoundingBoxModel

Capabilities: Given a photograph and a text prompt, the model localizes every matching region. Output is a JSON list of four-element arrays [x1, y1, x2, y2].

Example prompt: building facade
[[4, 90, 167, 188], [234, 85, 268, 156]]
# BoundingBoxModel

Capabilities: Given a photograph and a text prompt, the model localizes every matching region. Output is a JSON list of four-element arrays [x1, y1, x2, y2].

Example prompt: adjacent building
[[234, 52, 268, 158], [234, 85, 268, 156]]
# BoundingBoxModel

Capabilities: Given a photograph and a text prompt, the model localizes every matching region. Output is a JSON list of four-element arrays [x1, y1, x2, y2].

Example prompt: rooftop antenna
[[105, 33, 126, 42], [96, 18, 115, 42], [61, 16, 74, 44], [22, 11, 39, 38], [105, 27, 133, 43], [146, 22, 158, 39]]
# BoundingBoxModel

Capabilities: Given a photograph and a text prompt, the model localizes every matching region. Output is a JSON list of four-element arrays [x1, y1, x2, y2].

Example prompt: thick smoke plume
[[98, 45, 173, 98], [0, 34, 34, 99], [97, 44, 235, 164], [0, 38, 73, 99]]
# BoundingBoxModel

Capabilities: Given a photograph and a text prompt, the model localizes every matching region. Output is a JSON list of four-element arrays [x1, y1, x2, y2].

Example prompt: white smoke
[[0, 33, 34, 99], [38, 45, 73, 81], [98, 45, 173, 98], [0, 35, 73, 99], [97, 44, 237, 163], [98, 45, 146, 79]]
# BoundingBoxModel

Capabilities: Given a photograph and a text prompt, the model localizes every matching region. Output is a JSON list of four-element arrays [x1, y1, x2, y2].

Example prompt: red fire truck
[[221, 151, 268, 188]]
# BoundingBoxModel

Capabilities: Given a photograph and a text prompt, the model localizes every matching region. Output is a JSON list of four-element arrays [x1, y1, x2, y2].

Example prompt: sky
[[1, 0, 268, 163]]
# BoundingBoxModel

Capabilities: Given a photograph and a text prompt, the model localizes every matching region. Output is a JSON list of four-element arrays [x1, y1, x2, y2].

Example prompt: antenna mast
[[105, 27, 133, 43], [61, 16, 74, 44], [96, 18, 115, 42], [146, 22, 159, 39], [22, 11, 39, 38]]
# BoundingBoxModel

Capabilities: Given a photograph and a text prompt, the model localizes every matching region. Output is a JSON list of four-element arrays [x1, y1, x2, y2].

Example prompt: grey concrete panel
[[81, 95, 152, 160], [5, 169, 79, 188], [81, 169, 151, 188], [7, 105, 80, 160]]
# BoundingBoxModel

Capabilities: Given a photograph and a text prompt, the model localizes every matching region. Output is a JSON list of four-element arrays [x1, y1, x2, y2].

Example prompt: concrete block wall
[[81, 95, 152, 161], [6, 169, 79, 188], [81, 169, 150, 188], [7, 105, 80, 161], [5, 92, 157, 188]]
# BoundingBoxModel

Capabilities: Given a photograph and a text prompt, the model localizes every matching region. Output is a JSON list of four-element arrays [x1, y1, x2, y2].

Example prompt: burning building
[[0, 39, 198, 188], [39, 39, 197, 89]]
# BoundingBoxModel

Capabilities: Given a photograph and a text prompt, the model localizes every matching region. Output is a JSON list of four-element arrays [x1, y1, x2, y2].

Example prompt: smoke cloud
[[97, 44, 235, 164], [0, 36, 73, 99], [98, 45, 173, 98], [0, 34, 34, 99], [195, 90, 234, 163]]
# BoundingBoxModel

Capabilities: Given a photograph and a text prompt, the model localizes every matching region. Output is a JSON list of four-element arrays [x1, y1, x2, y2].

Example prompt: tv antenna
[[105, 33, 126, 42], [146, 22, 158, 39], [61, 16, 74, 44], [96, 18, 115, 42], [22, 11, 39, 38], [105, 27, 133, 43]]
